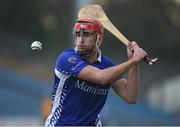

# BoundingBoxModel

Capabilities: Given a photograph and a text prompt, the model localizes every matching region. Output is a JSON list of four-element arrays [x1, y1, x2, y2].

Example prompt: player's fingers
[[130, 41, 140, 49], [127, 44, 133, 52], [139, 48, 147, 58]]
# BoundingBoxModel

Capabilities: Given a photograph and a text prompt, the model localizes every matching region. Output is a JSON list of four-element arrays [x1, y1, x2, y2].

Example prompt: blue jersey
[[45, 48, 117, 126]]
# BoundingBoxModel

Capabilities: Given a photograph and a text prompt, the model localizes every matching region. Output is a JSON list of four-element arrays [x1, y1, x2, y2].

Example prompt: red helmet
[[73, 18, 104, 35]]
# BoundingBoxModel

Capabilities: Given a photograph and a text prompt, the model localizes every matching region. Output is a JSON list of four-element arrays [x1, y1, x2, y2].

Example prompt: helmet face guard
[[73, 18, 104, 57], [73, 18, 104, 36]]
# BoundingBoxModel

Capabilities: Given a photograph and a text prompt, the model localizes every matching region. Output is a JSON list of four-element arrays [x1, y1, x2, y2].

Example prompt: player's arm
[[111, 64, 139, 104], [111, 42, 145, 103], [78, 59, 137, 85], [78, 43, 145, 85]]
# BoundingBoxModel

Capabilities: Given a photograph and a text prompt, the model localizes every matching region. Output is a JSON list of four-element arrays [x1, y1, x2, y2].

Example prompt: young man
[[45, 18, 147, 126]]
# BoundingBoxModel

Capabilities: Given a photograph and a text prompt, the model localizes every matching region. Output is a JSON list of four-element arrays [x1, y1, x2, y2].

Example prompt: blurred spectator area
[[0, 69, 51, 125]]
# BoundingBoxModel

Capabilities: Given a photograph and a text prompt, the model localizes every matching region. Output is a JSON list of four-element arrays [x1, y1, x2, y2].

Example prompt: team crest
[[68, 56, 77, 63]]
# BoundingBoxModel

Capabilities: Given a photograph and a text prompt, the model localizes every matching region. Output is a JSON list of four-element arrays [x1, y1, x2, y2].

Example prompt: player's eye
[[83, 32, 91, 37], [83, 31, 96, 37], [75, 31, 81, 37], [74, 31, 96, 37]]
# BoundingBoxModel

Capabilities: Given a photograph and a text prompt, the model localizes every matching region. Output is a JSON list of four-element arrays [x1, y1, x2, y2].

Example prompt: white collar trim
[[97, 49, 102, 63]]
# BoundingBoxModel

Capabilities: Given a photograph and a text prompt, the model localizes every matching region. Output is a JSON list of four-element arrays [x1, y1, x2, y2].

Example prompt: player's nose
[[78, 36, 85, 44]]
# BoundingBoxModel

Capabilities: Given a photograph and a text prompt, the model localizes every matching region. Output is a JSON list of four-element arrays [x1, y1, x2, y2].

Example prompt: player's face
[[74, 30, 98, 55]]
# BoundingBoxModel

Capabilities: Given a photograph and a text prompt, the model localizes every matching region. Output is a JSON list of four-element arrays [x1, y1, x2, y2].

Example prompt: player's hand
[[131, 44, 147, 63], [127, 41, 139, 59]]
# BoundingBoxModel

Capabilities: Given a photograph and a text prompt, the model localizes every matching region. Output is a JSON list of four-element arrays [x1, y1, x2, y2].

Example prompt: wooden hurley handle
[[78, 4, 158, 65]]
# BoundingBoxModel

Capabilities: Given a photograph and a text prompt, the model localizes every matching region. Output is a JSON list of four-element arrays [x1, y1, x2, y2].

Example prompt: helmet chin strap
[[95, 35, 101, 49]]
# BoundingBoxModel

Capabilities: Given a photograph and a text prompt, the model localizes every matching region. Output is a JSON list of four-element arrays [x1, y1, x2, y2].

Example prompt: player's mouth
[[77, 45, 88, 51]]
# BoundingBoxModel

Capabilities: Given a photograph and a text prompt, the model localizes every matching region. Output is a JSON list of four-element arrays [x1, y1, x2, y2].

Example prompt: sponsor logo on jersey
[[74, 79, 109, 95]]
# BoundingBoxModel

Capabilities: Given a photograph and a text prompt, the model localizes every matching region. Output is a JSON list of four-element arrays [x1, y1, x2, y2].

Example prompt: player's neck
[[85, 50, 99, 63]]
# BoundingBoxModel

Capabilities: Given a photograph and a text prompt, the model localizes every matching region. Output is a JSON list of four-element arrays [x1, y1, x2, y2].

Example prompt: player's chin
[[77, 50, 87, 53], [77, 50, 90, 56], [77, 47, 86, 51]]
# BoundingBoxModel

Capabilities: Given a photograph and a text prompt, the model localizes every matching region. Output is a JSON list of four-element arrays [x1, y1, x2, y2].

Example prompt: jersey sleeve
[[55, 50, 88, 76]]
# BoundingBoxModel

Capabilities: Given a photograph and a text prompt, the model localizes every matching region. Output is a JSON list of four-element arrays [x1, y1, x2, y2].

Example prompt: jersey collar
[[97, 49, 102, 63]]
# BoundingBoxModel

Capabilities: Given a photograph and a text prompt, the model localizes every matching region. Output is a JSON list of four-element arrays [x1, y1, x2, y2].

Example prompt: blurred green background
[[0, 0, 180, 126]]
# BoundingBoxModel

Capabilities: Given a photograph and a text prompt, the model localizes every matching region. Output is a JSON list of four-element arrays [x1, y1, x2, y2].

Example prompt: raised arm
[[111, 42, 145, 103], [111, 65, 139, 104], [78, 42, 146, 85], [78, 59, 136, 84]]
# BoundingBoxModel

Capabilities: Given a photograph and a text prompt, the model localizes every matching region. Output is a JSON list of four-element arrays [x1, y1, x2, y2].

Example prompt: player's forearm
[[100, 59, 136, 84], [127, 64, 139, 102]]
